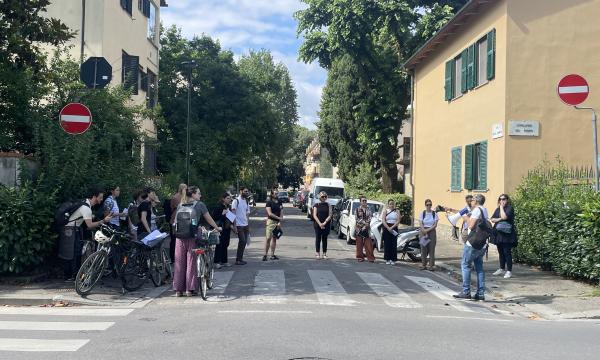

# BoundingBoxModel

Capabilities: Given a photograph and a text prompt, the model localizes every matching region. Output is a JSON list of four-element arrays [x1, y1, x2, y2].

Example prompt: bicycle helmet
[[94, 227, 111, 244]]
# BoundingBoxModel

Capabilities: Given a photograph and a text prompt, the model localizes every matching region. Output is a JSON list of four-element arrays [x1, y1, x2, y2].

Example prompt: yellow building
[[405, 0, 600, 222], [44, 0, 168, 173]]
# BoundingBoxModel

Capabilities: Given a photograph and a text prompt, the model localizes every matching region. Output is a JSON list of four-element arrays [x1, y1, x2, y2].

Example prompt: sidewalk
[[430, 234, 600, 320], [0, 277, 169, 308]]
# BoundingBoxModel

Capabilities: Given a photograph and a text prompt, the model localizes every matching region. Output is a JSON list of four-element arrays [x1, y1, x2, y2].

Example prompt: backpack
[[467, 207, 493, 250], [127, 202, 140, 225], [421, 210, 436, 223], [162, 197, 173, 225], [54, 201, 89, 229], [174, 202, 198, 238]]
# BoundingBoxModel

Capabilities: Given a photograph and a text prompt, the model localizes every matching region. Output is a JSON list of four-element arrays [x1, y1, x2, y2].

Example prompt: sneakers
[[322, 254, 327, 259], [504, 271, 512, 279], [453, 292, 472, 300], [215, 263, 223, 269], [235, 260, 247, 265], [222, 263, 232, 267], [262, 255, 268, 261], [493, 268, 505, 276], [270, 255, 279, 260], [472, 294, 485, 301]]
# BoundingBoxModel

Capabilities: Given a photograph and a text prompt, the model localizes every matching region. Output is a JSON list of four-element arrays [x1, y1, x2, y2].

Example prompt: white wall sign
[[509, 120, 540, 137], [492, 123, 504, 139]]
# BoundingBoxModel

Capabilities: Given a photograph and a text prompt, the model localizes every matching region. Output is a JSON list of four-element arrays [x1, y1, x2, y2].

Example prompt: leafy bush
[[0, 182, 57, 273], [513, 160, 600, 281], [369, 193, 412, 225]]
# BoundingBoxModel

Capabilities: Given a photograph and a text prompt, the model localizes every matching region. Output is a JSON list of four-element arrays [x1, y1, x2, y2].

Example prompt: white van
[[307, 178, 345, 210]]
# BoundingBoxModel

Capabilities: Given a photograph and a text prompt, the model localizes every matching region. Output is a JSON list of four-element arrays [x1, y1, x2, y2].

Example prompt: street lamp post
[[181, 60, 196, 185]]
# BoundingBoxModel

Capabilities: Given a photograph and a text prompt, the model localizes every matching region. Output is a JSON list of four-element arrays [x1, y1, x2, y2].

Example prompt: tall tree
[[277, 125, 316, 189]]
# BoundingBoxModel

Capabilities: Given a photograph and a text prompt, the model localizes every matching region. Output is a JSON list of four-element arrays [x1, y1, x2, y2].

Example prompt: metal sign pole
[[575, 106, 600, 191]]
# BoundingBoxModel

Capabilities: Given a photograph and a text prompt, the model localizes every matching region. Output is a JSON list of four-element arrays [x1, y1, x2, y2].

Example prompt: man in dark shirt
[[263, 189, 283, 261], [137, 188, 154, 239]]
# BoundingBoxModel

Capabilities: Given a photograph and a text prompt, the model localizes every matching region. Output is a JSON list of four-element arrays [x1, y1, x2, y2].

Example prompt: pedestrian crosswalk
[[0, 307, 134, 353], [193, 268, 497, 316]]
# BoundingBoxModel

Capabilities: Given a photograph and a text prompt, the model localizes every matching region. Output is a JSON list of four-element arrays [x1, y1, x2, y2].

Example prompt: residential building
[[398, 114, 412, 196], [44, 0, 168, 173], [405, 0, 600, 224], [304, 137, 337, 186]]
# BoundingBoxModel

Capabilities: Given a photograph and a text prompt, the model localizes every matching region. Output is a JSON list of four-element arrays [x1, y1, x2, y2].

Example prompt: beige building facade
[[44, 0, 167, 172], [406, 0, 600, 221]]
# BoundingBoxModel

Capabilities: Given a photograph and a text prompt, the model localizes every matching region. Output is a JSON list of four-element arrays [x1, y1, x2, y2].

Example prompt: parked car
[[337, 199, 384, 244], [277, 191, 290, 203], [331, 198, 349, 233]]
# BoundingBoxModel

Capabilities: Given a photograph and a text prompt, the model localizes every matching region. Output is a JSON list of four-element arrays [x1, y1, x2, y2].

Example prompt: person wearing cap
[[312, 191, 332, 259]]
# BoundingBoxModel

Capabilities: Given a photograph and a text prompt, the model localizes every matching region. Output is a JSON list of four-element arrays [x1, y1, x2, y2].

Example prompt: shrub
[[0, 182, 57, 274]]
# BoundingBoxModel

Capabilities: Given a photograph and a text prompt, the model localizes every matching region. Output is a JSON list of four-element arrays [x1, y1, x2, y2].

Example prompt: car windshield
[[316, 186, 344, 199], [351, 202, 382, 214]]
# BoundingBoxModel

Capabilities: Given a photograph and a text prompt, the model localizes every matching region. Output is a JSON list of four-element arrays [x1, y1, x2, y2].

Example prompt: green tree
[[296, 0, 467, 192], [277, 125, 316, 188], [0, 0, 73, 152]]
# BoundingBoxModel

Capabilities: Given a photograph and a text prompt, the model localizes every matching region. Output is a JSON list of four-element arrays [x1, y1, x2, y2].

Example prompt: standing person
[[382, 199, 400, 265], [355, 195, 375, 263], [312, 191, 332, 259], [454, 194, 489, 301], [169, 184, 187, 263], [232, 187, 251, 265], [60, 186, 113, 280], [137, 189, 153, 240], [127, 191, 144, 241], [173, 186, 222, 297], [212, 192, 233, 268], [419, 199, 439, 270], [490, 194, 517, 279], [264, 189, 283, 261], [103, 185, 125, 230]]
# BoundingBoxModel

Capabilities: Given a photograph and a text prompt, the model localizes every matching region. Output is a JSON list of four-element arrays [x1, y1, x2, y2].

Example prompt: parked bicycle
[[194, 227, 220, 300], [120, 232, 171, 291]]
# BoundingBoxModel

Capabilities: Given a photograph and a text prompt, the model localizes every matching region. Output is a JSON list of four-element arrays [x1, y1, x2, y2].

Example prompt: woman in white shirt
[[381, 199, 400, 265], [419, 199, 439, 271]]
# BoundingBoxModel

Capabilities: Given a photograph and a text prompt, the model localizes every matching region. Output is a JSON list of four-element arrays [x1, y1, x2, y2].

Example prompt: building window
[[451, 147, 462, 192], [146, 70, 157, 108], [403, 138, 411, 160], [477, 37, 488, 86], [120, 0, 133, 15], [144, 144, 157, 175], [464, 141, 487, 191], [453, 55, 462, 99], [122, 51, 139, 94], [147, 2, 158, 43]]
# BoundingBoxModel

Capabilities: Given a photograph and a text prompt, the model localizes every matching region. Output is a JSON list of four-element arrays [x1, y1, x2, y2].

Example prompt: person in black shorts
[[312, 191, 332, 259], [264, 189, 283, 261]]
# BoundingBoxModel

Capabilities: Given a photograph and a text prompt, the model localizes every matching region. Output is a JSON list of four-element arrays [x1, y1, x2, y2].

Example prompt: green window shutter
[[467, 44, 475, 89], [451, 147, 462, 191], [473, 42, 479, 87], [450, 59, 456, 99], [464, 144, 474, 190], [478, 141, 488, 190], [487, 29, 496, 80], [444, 60, 452, 101], [460, 50, 468, 93]]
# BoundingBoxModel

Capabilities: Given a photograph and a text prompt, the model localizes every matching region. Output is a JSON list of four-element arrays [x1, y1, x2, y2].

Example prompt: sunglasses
[[499, 198, 507, 201], [320, 196, 327, 199], [425, 203, 432, 206]]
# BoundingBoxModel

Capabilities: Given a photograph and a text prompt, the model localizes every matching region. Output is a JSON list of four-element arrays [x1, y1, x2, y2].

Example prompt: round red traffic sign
[[557, 74, 589, 106], [59, 103, 92, 135]]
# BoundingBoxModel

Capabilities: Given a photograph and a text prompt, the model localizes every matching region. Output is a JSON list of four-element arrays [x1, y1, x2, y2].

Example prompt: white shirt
[[232, 196, 250, 227], [68, 199, 93, 227], [385, 209, 399, 223], [420, 211, 439, 228]]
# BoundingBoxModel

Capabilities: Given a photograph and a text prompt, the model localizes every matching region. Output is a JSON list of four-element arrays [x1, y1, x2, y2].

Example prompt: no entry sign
[[59, 103, 92, 135], [557, 74, 589, 106]]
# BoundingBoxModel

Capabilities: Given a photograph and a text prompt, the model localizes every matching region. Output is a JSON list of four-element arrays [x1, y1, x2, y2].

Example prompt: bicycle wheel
[[121, 249, 148, 291], [197, 255, 208, 300], [207, 248, 215, 290], [161, 248, 172, 279], [149, 250, 162, 287], [75, 250, 108, 296]]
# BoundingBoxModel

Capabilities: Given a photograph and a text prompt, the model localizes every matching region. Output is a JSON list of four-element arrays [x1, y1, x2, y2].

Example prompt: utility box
[[0, 152, 38, 187]]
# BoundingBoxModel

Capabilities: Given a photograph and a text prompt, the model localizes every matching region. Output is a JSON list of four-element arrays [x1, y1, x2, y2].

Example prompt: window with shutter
[[460, 50, 467, 94], [477, 141, 488, 190], [464, 144, 474, 190], [121, 51, 139, 94], [121, 0, 132, 15], [444, 61, 452, 101], [140, 70, 148, 92], [487, 29, 496, 80], [467, 44, 475, 89], [451, 147, 462, 192], [453, 57, 461, 98]]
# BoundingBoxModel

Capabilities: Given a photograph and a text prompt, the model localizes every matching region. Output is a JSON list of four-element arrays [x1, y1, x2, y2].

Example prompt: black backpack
[[54, 201, 89, 229], [467, 207, 493, 250]]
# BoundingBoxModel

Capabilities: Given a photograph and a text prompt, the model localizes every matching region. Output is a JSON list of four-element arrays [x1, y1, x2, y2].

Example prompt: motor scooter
[[370, 217, 421, 262]]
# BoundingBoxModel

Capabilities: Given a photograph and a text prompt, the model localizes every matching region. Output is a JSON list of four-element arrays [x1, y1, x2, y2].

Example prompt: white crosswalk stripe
[[212, 271, 234, 294], [357, 272, 422, 309], [0, 307, 134, 352], [250, 270, 287, 304], [307, 269, 358, 306]]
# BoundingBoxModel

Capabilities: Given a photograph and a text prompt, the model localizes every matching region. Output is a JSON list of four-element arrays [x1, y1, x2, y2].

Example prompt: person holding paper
[[382, 199, 400, 265], [419, 199, 439, 271], [211, 192, 233, 268]]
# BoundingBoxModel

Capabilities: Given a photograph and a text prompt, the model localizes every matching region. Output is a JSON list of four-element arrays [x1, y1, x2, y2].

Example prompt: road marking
[[426, 315, 512, 322], [212, 271, 234, 294], [0, 338, 90, 352], [357, 272, 422, 309], [307, 270, 358, 306], [250, 270, 287, 304], [218, 310, 312, 314], [405, 276, 485, 313], [0, 321, 114, 331], [0, 307, 134, 317]]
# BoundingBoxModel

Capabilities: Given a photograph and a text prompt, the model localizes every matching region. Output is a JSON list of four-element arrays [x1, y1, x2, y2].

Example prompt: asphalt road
[[2, 204, 600, 359]]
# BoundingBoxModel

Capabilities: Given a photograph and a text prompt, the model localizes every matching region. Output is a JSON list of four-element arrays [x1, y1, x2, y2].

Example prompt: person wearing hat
[[312, 191, 332, 259], [264, 189, 283, 261]]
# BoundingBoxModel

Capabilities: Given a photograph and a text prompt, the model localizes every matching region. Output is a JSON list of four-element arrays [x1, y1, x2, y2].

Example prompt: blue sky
[[161, 0, 326, 129]]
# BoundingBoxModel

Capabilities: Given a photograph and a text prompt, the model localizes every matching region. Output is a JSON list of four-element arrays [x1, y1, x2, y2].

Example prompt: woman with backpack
[[173, 186, 222, 297], [211, 192, 233, 268], [419, 199, 439, 271], [490, 194, 517, 279], [382, 199, 400, 265]]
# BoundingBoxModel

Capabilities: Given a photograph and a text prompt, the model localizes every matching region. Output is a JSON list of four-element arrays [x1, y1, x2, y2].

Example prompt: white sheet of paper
[[419, 235, 431, 247], [226, 210, 236, 223], [391, 230, 398, 237]]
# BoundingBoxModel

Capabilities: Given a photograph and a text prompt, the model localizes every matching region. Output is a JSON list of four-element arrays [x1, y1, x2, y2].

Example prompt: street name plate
[[508, 120, 539, 137], [492, 123, 504, 139]]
